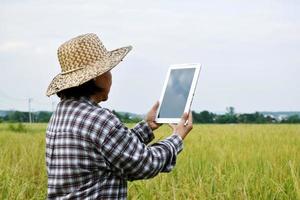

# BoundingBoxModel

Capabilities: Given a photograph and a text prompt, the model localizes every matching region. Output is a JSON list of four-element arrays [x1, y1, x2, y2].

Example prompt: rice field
[[0, 123, 299, 199]]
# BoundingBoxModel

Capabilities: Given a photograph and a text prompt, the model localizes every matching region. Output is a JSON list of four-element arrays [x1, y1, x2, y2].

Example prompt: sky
[[0, 0, 299, 114]]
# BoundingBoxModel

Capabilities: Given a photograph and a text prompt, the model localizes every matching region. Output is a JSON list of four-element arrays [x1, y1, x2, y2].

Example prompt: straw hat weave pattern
[[46, 33, 132, 96]]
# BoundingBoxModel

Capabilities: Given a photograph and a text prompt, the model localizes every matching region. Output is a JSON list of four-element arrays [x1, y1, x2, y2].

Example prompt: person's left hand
[[145, 101, 162, 131]]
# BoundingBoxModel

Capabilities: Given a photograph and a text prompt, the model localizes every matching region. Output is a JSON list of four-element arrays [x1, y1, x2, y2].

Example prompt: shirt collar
[[80, 96, 100, 107]]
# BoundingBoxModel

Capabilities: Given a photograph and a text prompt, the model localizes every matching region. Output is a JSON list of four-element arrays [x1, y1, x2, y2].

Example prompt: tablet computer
[[155, 63, 201, 124]]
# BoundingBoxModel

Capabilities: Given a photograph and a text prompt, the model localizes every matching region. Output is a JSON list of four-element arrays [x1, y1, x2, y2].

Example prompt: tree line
[[192, 107, 300, 124], [0, 107, 299, 124], [0, 110, 141, 123]]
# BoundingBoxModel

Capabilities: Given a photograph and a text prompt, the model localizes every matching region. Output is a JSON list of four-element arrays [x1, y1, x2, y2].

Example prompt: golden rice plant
[[0, 123, 299, 199]]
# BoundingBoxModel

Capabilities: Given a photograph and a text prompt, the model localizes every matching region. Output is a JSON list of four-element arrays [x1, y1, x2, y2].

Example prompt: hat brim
[[46, 46, 132, 97]]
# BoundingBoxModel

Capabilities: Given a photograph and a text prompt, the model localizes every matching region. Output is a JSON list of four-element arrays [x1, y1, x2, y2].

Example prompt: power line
[[0, 88, 59, 111], [0, 88, 27, 101], [0, 83, 60, 115]]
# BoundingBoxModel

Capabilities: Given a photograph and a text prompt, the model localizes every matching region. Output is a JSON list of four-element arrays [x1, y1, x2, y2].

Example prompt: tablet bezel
[[155, 63, 201, 124]]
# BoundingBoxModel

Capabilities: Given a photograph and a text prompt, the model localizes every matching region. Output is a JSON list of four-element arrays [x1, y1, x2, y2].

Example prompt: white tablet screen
[[158, 68, 196, 118]]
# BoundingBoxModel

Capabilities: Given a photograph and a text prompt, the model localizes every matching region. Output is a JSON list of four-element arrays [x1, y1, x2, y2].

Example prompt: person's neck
[[89, 94, 103, 104]]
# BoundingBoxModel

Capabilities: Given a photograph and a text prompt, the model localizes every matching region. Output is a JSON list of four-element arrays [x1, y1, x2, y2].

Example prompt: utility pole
[[28, 98, 32, 123]]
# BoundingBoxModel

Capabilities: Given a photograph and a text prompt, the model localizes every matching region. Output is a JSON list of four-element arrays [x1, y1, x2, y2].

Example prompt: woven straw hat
[[46, 33, 132, 96]]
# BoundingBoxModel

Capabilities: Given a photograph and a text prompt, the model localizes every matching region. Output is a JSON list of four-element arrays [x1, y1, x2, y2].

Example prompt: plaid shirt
[[46, 96, 183, 199]]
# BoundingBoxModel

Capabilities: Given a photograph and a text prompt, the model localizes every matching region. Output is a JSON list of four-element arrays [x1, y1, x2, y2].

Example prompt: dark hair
[[57, 79, 103, 100]]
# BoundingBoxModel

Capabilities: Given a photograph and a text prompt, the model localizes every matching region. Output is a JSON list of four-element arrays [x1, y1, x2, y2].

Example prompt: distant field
[[0, 123, 299, 199]]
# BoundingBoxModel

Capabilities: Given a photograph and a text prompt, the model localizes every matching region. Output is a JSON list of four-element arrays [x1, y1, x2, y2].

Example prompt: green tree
[[226, 106, 235, 116], [283, 115, 300, 123], [192, 111, 215, 123], [36, 111, 52, 122], [8, 111, 29, 122]]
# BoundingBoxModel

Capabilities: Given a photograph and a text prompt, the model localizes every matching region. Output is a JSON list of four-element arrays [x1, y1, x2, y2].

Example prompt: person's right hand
[[168, 111, 193, 140]]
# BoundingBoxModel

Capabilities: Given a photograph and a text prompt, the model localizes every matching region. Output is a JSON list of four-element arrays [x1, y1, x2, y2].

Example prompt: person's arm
[[129, 101, 161, 145], [93, 110, 183, 181], [130, 120, 155, 145]]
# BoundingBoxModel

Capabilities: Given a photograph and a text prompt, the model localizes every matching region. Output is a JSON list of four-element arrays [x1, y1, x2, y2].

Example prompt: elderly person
[[45, 33, 193, 199]]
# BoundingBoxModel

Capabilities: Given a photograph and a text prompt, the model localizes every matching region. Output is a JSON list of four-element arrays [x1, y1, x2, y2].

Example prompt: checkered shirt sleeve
[[92, 111, 183, 180]]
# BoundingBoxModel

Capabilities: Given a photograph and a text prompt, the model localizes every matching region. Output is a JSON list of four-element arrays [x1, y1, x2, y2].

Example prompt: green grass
[[0, 123, 299, 199]]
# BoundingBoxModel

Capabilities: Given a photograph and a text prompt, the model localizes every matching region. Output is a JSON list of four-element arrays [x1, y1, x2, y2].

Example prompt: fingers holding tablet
[[170, 111, 193, 140], [145, 101, 162, 131], [183, 112, 193, 127]]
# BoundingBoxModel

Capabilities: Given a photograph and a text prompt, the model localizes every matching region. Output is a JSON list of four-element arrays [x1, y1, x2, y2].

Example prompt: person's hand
[[145, 101, 162, 131], [168, 111, 193, 140]]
